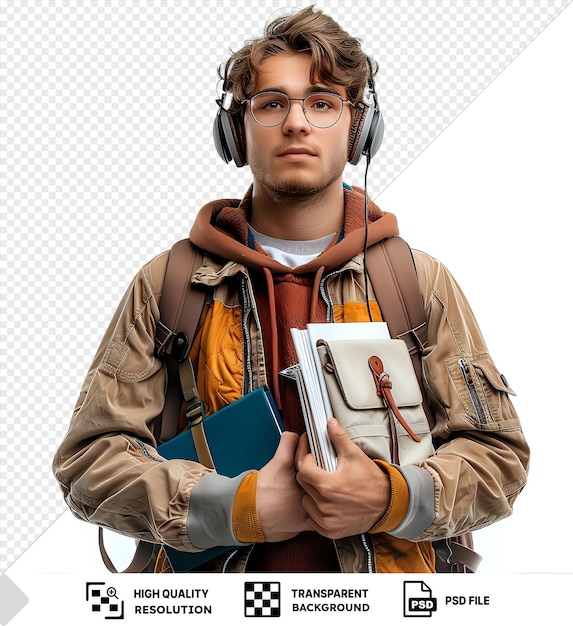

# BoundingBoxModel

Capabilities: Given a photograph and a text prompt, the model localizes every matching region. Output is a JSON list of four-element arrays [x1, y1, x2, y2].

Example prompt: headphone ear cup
[[213, 111, 231, 163], [213, 108, 247, 167], [347, 102, 384, 165], [368, 108, 384, 160]]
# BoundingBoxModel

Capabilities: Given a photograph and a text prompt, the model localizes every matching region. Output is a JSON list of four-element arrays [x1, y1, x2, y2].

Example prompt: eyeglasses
[[243, 90, 354, 129]]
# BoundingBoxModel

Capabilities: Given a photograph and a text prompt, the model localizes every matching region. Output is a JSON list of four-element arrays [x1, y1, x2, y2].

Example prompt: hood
[[189, 185, 399, 274]]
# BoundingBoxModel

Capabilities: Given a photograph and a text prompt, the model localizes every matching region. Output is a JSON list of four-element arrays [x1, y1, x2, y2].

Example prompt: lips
[[277, 146, 317, 159], [278, 146, 316, 163]]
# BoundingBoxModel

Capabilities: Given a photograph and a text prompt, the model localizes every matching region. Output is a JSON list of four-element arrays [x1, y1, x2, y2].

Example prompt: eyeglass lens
[[249, 92, 344, 128]]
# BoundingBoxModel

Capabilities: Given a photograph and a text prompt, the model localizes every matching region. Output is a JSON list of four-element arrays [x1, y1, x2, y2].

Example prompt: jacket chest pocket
[[446, 354, 516, 429]]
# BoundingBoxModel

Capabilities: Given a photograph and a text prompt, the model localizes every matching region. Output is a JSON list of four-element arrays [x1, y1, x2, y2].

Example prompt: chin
[[262, 172, 344, 198]]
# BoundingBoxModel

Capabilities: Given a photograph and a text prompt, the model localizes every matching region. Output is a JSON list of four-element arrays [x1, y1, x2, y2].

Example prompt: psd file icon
[[403, 581, 437, 617]]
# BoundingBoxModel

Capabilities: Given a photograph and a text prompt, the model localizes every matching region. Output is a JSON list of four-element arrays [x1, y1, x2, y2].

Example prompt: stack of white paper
[[287, 322, 390, 472]]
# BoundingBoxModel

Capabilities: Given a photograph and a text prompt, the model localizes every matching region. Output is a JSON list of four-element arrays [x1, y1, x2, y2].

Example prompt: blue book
[[158, 386, 284, 571]]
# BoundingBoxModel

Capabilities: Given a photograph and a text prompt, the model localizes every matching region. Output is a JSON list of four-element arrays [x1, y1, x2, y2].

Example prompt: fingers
[[256, 430, 312, 542], [258, 423, 389, 540], [295, 431, 311, 470], [273, 431, 299, 465], [294, 419, 391, 539]]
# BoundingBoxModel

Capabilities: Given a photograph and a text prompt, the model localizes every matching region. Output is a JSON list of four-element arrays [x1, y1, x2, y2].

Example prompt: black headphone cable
[[362, 150, 374, 322]]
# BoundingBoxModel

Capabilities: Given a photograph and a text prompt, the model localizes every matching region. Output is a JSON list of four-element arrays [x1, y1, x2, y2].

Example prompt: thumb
[[326, 418, 358, 458], [272, 431, 299, 464]]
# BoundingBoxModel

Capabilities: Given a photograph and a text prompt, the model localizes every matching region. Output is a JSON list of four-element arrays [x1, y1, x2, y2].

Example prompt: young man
[[53, 6, 529, 573]]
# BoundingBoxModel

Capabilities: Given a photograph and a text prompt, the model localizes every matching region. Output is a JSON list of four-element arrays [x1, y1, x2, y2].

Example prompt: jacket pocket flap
[[472, 355, 516, 396]]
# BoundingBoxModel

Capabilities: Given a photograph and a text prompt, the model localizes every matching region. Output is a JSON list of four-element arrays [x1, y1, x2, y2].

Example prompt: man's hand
[[295, 418, 391, 539], [256, 431, 313, 542]]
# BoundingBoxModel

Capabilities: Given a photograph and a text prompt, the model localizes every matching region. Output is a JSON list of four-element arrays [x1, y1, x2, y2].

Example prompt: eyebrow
[[256, 85, 346, 98]]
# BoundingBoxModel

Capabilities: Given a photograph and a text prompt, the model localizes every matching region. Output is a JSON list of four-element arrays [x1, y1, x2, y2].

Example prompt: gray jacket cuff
[[387, 464, 435, 539], [186, 471, 253, 549]]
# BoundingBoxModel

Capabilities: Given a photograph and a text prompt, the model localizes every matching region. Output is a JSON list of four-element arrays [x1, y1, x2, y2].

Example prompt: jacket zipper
[[239, 273, 254, 395], [319, 260, 369, 323], [221, 549, 239, 572], [134, 438, 163, 462], [221, 545, 255, 573], [319, 269, 342, 322], [360, 533, 375, 573], [458, 358, 487, 424]]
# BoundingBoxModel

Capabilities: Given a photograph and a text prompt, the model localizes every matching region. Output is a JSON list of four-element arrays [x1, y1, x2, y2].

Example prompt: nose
[[282, 99, 311, 133]]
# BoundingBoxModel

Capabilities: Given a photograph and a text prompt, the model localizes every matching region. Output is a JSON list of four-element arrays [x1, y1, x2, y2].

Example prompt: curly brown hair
[[218, 5, 377, 115]]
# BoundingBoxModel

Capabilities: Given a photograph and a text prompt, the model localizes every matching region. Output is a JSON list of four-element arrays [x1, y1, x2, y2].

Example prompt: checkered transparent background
[[1, 0, 570, 573]]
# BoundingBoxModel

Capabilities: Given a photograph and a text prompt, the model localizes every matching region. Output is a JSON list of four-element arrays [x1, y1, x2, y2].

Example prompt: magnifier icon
[[107, 587, 118, 599], [104, 586, 124, 620]]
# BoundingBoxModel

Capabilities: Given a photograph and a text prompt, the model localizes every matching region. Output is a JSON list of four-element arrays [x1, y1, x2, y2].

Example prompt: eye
[[252, 92, 288, 112], [262, 99, 286, 111], [306, 93, 340, 112], [310, 99, 333, 110]]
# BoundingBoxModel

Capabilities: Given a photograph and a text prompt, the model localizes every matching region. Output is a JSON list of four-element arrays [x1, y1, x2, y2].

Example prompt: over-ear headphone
[[213, 92, 248, 167], [347, 82, 384, 165], [213, 82, 384, 168]]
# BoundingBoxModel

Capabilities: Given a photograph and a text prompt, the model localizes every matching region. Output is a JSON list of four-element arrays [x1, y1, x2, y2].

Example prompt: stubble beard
[[262, 175, 337, 200], [252, 161, 347, 204]]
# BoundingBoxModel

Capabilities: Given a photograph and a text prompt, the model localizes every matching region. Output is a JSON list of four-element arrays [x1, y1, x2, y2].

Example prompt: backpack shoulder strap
[[365, 236, 433, 427], [365, 236, 427, 353], [155, 239, 207, 362], [155, 239, 209, 443]]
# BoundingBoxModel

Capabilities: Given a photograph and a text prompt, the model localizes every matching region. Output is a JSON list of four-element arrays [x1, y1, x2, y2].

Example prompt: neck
[[250, 180, 345, 241]]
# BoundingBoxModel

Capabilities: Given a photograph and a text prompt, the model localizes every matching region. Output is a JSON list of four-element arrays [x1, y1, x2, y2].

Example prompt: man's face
[[244, 52, 352, 199]]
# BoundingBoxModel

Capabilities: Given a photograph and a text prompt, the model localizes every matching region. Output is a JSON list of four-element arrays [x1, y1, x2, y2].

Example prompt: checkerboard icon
[[244, 582, 281, 617]]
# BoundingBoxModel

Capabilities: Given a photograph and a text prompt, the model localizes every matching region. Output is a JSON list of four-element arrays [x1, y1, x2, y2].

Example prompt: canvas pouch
[[316, 338, 434, 465]]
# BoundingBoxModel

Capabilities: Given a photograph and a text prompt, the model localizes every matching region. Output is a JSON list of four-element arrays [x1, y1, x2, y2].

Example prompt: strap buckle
[[170, 332, 191, 362], [185, 400, 205, 426], [155, 320, 191, 363], [396, 321, 428, 356]]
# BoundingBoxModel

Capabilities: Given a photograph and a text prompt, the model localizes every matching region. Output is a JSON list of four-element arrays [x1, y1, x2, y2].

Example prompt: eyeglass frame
[[241, 90, 355, 129]]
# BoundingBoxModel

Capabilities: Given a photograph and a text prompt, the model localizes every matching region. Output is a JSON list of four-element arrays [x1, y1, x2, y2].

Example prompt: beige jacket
[[53, 188, 530, 572]]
